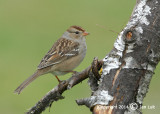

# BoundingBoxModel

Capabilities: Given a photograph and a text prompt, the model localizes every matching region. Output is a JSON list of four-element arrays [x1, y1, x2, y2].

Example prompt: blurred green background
[[0, 0, 159, 114]]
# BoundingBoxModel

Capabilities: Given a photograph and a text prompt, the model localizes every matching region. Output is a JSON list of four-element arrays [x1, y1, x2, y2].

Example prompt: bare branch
[[75, 0, 160, 114], [26, 58, 103, 114], [25, 1, 160, 114]]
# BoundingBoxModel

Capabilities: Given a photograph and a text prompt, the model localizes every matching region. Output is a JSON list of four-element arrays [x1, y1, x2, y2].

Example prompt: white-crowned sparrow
[[14, 25, 89, 94]]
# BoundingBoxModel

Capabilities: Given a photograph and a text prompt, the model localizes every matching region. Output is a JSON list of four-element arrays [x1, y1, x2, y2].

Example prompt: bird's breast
[[50, 42, 87, 76]]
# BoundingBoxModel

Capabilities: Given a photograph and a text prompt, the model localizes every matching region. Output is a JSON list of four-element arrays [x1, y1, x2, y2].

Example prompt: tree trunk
[[27, 0, 160, 113], [76, 0, 160, 114]]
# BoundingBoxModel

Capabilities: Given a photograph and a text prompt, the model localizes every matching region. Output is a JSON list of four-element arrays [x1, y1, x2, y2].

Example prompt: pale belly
[[50, 49, 86, 76]]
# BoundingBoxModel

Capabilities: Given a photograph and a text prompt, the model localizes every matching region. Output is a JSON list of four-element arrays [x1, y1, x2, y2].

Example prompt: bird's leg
[[55, 75, 61, 83], [55, 71, 78, 83]]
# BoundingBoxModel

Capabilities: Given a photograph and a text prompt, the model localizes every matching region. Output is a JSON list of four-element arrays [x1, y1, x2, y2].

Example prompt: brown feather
[[38, 38, 80, 69], [14, 70, 41, 94], [69, 25, 85, 32]]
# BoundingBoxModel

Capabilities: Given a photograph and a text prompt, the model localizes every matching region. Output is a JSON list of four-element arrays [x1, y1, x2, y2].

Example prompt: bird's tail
[[14, 70, 41, 94]]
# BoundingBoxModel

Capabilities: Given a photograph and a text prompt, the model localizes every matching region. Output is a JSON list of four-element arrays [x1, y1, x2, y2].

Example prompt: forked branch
[[26, 58, 103, 114]]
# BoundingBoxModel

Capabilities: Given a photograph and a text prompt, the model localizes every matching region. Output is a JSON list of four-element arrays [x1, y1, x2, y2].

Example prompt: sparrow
[[14, 25, 89, 94]]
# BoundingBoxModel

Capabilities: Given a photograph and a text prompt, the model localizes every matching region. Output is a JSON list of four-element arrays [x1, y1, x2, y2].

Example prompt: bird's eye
[[75, 31, 79, 34]]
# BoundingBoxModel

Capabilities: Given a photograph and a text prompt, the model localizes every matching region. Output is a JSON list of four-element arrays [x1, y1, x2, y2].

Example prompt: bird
[[14, 25, 89, 94]]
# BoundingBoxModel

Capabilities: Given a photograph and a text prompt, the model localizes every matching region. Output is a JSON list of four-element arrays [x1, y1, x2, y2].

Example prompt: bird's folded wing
[[37, 38, 80, 69]]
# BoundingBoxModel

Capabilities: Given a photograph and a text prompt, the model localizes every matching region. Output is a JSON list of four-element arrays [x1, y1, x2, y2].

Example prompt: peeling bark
[[25, 0, 160, 114], [76, 0, 160, 114]]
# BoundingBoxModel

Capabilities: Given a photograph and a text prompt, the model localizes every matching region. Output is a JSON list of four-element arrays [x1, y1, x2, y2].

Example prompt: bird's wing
[[37, 38, 80, 69]]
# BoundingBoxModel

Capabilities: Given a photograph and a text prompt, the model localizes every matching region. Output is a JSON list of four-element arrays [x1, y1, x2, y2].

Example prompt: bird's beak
[[82, 32, 89, 36]]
